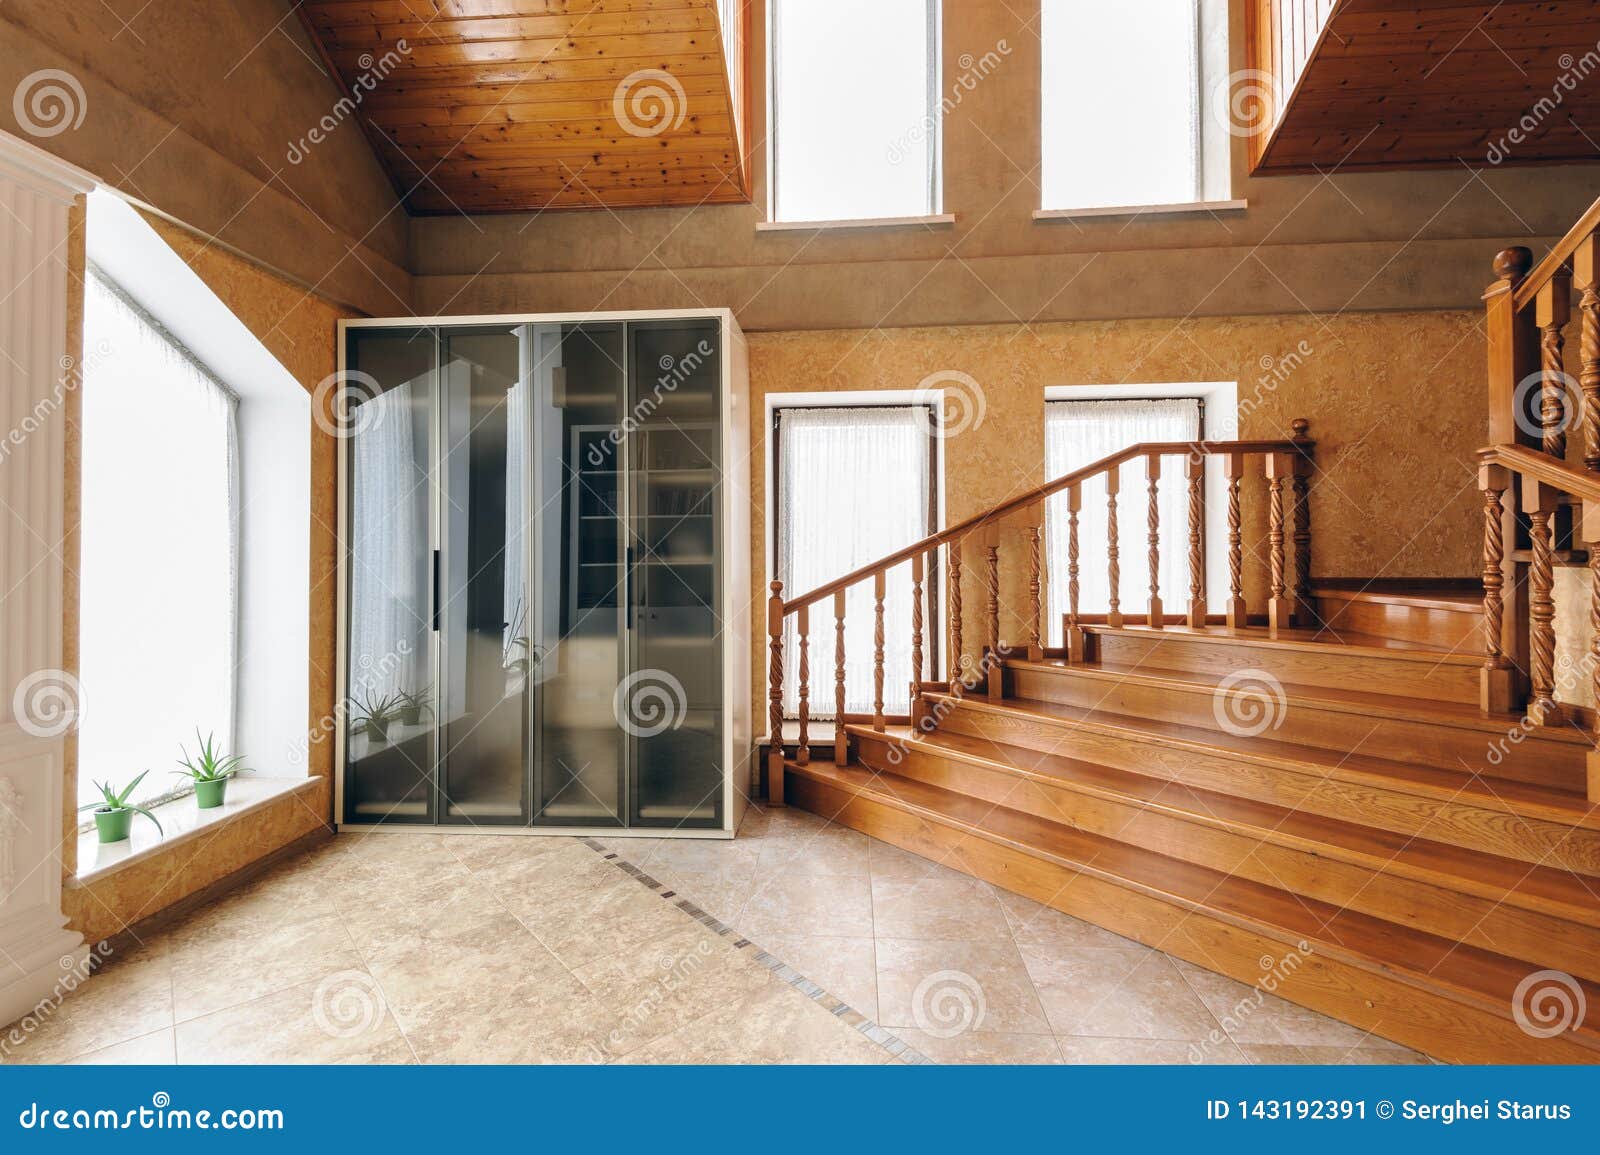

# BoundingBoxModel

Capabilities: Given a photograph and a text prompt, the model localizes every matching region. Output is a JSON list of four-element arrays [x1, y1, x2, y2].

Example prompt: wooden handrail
[[780, 436, 1312, 612], [1514, 191, 1600, 312], [1479, 443, 1600, 505]]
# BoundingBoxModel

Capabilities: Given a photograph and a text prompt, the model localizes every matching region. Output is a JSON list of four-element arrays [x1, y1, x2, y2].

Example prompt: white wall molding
[[0, 127, 91, 1028]]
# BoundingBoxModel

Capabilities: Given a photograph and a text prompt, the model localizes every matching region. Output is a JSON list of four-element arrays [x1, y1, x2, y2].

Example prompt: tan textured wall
[[743, 311, 1488, 727], [409, 0, 1600, 326], [0, 4, 409, 316], [61, 212, 354, 944]]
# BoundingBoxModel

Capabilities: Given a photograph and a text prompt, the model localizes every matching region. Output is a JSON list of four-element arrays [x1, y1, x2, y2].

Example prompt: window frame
[[766, 0, 944, 225], [771, 400, 942, 715]]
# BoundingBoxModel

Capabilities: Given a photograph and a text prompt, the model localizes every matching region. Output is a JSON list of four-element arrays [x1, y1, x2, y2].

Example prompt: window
[[1041, 0, 1206, 210], [78, 268, 239, 809], [770, 0, 940, 222], [774, 405, 937, 716], [1044, 398, 1201, 643]]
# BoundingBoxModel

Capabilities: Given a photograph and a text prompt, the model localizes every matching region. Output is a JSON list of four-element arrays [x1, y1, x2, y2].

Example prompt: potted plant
[[395, 687, 432, 728], [79, 773, 164, 844], [354, 690, 402, 745], [172, 729, 248, 809]]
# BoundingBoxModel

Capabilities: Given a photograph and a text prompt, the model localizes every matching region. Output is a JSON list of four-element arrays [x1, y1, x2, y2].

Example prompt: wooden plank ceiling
[[1252, 0, 1600, 173], [298, 0, 749, 214]]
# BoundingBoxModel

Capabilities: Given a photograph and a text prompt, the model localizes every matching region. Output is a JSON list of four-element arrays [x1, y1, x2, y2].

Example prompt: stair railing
[[1480, 195, 1600, 741], [765, 422, 1316, 804]]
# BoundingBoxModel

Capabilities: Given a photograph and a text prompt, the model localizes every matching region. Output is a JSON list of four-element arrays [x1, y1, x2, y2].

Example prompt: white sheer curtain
[[778, 407, 931, 717], [79, 270, 239, 808], [349, 382, 428, 705], [1042, 0, 1201, 209], [1045, 398, 1201, 644]]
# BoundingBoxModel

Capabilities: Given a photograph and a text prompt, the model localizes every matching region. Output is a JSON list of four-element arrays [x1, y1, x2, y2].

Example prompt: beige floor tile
[[339, 870, 513, 958], [870, 876, 1010, 941], [621, 837, 762, 876], [624, 980, 888, 1064], [755, 933, 880, 1021], [515, 873, 698, 971], [994, 889, 1150, 955], [363, 925, 568, 1038], [755, 825, 873, 876], [1238, 1043, 1317, 1064], [174, 972, 413, 1064], [876, 937, 1050, 1036], [896, 1028, 1063, 1064], [1059, 1035, 1250, 1064], [650, 868, 759, 926], [2, 941, 173, 1064], [1172, 958, 1393, 1050], [572, 923, 773, 1057], [69, 1028, 177, 1064], [738, 873, 875, 939], [1023, 947, 1222, 1041], [1317, 1045, 1431, 1065], [398, 963, 617, 1064], [866, 840, 974, 882], [171, 912, 366, 1022]]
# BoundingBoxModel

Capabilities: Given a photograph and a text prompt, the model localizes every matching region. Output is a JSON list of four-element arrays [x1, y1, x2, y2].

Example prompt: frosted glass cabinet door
[[528, 322, 628, 826], [343, 328, 438, 825], [626, 320, 724, 828], [438, 327, 531, 824]]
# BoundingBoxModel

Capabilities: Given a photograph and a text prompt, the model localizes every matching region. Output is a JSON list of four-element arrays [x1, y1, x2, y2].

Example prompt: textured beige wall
[[742, 311, 1489, 726], [0, 3, 409, 316], [61, 211, 353, 944], [408, 0, 1600, 326]]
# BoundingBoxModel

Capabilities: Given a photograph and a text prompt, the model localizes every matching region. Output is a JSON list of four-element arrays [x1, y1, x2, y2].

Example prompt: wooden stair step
[[850, 723, 1600, 928], [922, 691, 1600, 875], [1310, 582, 1483, 650], [783, 755, 1600, 1064], [1004, 656, 1588, 791], [1084, 624, 1479, 705]]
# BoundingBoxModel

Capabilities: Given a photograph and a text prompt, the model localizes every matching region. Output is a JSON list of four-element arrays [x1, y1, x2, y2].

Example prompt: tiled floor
[[1, 805, 1432, 1065]]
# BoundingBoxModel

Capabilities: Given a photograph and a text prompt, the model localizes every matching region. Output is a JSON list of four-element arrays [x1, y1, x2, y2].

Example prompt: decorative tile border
[[583, 839, 932, 1065]]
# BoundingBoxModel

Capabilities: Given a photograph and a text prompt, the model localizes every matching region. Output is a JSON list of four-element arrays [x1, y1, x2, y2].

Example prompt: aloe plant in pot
[[395, 687, 432, 728], [354, 690, 403, 746], [173, 729, 248, 809], [79, 773, 164, 844]]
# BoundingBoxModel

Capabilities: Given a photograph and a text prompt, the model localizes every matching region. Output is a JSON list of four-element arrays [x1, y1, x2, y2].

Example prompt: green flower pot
[[366, 718, 390, 743], [94, 807, 133, 843], [194, 777, 229, 809], [398, 707, 423, 727]]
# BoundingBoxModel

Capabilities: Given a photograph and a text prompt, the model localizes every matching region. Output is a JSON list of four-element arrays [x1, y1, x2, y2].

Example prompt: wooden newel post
[[1290, 418, 1314, 627], [983, 525, 1002, 701], [1145, 454, 1164, 628], [1580, 496, 1600, 802], [1485, 247, 1536, 446], [1576, 235, 1600, 474], [1026, 514, 1044, 660], [766, 579, 785, 806], [1185, 453, 1206, 629], [1523, 479, 1560, 727], [795, 604, 810, 765], [834, 590, 848, 766], [1065, 482, 1085, 661]]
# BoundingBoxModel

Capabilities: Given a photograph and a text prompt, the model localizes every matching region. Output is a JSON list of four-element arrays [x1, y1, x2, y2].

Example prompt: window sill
[[1033, 199, 1248, 222], [71, 775, 319, 885], [756, 213, 956, 233]]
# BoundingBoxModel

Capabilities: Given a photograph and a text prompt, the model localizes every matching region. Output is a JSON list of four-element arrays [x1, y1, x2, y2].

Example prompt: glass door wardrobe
[[337, 311, 751, 837]]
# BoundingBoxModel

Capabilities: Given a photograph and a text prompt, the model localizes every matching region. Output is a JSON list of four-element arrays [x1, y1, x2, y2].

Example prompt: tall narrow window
[[1044, 398, 1200, 643], [775, 406, 936, 717], [78, 269, 239, 809], [770, 0, 940, 222], [1041, 0, 1202, 210]]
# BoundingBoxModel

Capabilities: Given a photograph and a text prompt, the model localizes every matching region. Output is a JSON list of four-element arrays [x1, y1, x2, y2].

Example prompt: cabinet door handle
[[431, 549, 441, 631], [625, 546, 635, 629]]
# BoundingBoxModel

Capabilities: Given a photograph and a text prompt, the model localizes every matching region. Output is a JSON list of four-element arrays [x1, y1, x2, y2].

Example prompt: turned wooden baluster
[[1106, 468, 1122, 628], [1537, 271, 1572, 461], [1578, 236, 1600, 472], [1146, 455, 1163, 628], [910, 551, 925, 685], [1065, 483, 1084, 661], [1478, 465, 1513, 714], [766, 580, 785, 805], [794, 604, 810, 765], [1027, 519, 1043, 659], [1291, 418, 1313, 624], [1266, 453, 1292, 633], [1526, 479, 1559, 725], [872, 570, 886, 732], [1185, 453, 1205, 628], [1223, 452, 1246, 628], [949, 543, 964, 689], [833, 591, 847, 765], [982, 527, 1002, 699]]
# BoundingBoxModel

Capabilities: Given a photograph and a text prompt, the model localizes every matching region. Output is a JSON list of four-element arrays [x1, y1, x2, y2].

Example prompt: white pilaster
[[0, 129, 96, 1027]]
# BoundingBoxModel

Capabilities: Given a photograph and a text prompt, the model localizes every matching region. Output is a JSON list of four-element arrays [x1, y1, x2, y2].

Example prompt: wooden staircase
[[764, 197, 1600, 1062], [780, 608, 1600, 1064]]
